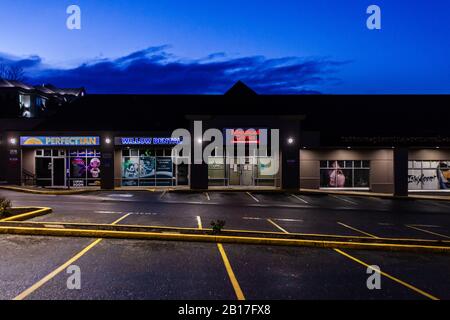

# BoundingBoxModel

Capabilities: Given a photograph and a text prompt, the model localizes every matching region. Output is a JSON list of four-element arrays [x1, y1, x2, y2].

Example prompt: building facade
[[1, 83, 449, 195]]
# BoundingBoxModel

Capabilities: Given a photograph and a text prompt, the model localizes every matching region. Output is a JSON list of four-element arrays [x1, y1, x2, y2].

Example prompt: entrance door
[[36, 158, 52, 187], [52, 158, 66, 186], [240, 164, 253, 186]]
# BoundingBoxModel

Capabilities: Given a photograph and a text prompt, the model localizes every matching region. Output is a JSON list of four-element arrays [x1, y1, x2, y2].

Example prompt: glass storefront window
[[207, 156, 278, 187], [408, 161, 450, 190], [320, 160, 370, 189], [35, 149, 101, 187], [121, 149, 178, 186]]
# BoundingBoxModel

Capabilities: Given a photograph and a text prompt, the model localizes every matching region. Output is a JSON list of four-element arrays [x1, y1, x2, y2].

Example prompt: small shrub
[[0, 197, 12, 216], [211, 220, 226, 234]]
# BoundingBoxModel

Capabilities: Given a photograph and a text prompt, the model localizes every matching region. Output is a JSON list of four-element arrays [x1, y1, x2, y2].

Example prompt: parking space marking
[[217, 243, 245, 300], [196, 216, 203, 230], [337, 222, 379, 238], [159, 191, 167, 200], [267, 219, 289, 234], [94, 211, 123, 214], [333, 249, 439, 300], [409, 224, 441, 228], [290, 193, 309, 204], [246, 192, 260, 203], [13, 213, 131, 300], [275, 218, 303, 222], [406, 225, 450, 239], [330, 195, 358, 205], [205, 192, 210, 201]]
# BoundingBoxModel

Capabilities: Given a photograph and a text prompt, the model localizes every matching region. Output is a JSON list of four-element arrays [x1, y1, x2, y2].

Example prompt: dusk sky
[[0, 0, 449, 94]]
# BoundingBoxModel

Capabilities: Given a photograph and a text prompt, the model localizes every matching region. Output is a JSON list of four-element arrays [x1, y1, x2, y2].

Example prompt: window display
[[408, 161, 450, 190], [320, 160, 370, 189], [121, 149, 177, 186]]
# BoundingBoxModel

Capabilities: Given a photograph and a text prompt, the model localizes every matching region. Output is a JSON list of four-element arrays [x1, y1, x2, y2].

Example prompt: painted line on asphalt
[[196, 216, 203, 230], [267, 219, 289, 234], [334, 248, 439, 300], [13, 213, 131, 300], [246, 192, 260, 203], [217, 243, 245, 300], [94, 211, 123, 214], [160, 191, 167, 200], [331, 195, 358, 205], [337, 222, 379, 239], [205, 192, 210, 201], [406, 225, 450, 239], [409, 224, 441, 228], [290, 194, 309, 204]]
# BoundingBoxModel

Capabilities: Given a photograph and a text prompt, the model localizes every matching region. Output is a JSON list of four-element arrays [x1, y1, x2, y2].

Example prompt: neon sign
[[115, 137, 181, 146]]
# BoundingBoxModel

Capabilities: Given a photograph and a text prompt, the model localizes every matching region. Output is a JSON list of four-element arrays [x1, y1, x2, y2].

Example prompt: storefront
[[300, 149, 394, 193], [408, 149, 450, 192], [206, 128, 280, 188], [114, 136, 188, 187], [20, 136, 101, 187]]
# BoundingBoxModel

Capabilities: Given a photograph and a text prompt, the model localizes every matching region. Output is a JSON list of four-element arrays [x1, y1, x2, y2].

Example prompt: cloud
[[0, 47, 347, 94]]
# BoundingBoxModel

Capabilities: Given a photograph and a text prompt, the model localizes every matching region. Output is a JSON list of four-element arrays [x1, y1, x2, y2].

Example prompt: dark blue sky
[[0, 0, 449, 94]]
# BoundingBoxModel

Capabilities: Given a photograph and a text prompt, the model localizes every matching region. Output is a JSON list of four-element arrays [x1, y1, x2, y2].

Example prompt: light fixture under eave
[[9, 138, 17, 145], [105, 137, 112, 144]]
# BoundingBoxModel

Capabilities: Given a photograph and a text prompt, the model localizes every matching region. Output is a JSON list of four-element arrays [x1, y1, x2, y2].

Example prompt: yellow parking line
[[406, 225, 450, 239], [334, 248, 439, 300], [196, 216, 203, 230], [13, 213, 131, 300], [217, 243, 245, 300], [337, 222, 379, 239], [267, 219, 289, 234]]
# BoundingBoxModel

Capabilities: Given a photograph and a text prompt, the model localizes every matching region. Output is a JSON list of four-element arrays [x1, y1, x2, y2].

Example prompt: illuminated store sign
[[20, 136, 100, 146], [115, 137, 181, 146], [224, 129, 266, 145]]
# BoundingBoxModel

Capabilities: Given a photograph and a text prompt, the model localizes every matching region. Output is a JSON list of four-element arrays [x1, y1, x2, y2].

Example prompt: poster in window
[[87, 157, 101, 179], [258, 158, 274, 177], [122, 157, 139, 179], [320, 160, 369, 188], [139, 157, 156, 178], [156, 157, 173, 178], [71, 158, 86, 178], [408, 161, 450, 190]]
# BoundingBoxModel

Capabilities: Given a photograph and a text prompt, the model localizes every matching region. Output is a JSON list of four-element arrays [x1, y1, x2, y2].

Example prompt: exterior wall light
[[197, 138, 203, 144], [287, 137, 294, 145], [105, 137, 112, 144], [347, 146, 351, 149], [9, 138, 17, 145]]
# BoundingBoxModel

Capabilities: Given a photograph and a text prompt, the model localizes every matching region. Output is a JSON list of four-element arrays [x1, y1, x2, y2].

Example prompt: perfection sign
[[20, 136, 100, 146]]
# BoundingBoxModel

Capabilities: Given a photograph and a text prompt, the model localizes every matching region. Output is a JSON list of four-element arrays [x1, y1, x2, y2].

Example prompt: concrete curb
[[299, 188, 450, 202], [0, 224, 449, 253], [0, 207, 52, 222], [0, 186, 96, 195]]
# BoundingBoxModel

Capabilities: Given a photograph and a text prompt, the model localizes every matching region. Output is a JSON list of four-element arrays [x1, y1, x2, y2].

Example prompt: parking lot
[[0, 189, 449, 300]]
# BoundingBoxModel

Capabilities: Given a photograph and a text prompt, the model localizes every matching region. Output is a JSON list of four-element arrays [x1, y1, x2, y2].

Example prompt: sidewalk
[[1, 184, 450, 201]]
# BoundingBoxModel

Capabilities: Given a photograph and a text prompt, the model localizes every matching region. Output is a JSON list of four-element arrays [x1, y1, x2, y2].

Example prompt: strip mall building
[[1, 82, 449, 196]]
